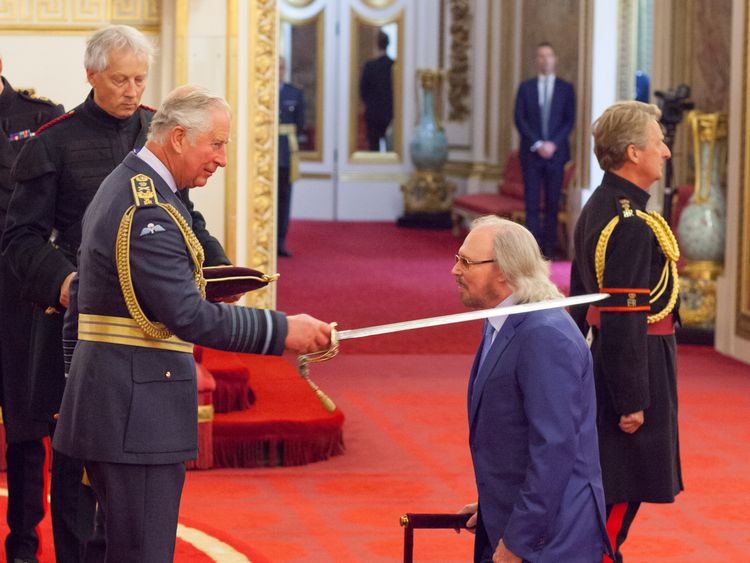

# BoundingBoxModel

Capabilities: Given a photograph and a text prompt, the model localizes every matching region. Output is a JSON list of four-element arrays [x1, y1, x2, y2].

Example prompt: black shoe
[[278, 248, 293, 257]]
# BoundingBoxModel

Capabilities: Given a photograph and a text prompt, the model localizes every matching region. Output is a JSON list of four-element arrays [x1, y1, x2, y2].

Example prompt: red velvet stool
[[194, 346, 255, 413]]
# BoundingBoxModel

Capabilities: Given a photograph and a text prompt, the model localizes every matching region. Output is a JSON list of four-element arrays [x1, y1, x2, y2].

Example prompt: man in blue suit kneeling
[[453, 216, 610, 562]]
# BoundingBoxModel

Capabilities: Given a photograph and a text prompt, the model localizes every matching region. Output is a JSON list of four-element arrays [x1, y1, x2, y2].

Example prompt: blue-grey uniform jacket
[[53, 152, 287, 465]]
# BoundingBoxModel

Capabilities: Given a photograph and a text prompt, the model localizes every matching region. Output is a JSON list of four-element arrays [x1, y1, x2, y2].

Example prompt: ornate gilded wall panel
[[0, 0, 159, 28], [224, 0, 239, 263], [447, 0, 470, 122], [246, 0, 277, 309], [737, 0, 750, 339]]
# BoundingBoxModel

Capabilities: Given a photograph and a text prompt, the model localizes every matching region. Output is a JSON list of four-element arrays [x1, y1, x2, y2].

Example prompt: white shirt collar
[[487, 293, 516, 334], [538, 73, 556, 83], [135, 146, 178, 194]]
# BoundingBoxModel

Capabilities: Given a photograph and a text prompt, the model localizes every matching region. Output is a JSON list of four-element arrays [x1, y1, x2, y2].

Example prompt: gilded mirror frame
[[348, 8, 404, 164], [738, 5, 750, 339], [280, 10, 325, 162]]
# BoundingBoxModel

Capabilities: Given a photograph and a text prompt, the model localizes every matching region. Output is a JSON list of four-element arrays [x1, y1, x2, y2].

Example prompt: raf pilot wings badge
[[139, 222, 166, 236]]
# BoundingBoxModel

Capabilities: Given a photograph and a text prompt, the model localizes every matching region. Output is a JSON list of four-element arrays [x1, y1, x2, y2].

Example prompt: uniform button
[[165, 371, 172, 379]]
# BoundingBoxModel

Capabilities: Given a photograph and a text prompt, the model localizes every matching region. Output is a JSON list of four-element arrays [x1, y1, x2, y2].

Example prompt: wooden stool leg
[[403, 526, 414, 563]]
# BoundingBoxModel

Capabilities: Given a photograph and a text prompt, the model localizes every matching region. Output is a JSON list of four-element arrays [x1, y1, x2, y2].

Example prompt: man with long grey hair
[[453, 216, 610, 562], [52, 84, 331, 562], [2, 25, 230, 561]]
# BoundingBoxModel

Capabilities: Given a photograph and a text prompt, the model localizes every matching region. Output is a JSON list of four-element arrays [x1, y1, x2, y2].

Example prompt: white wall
[[0, 32, 162, 111]]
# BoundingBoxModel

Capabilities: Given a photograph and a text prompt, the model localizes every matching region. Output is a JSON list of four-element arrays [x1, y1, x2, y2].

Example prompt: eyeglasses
[[454, 254, 496, 268]]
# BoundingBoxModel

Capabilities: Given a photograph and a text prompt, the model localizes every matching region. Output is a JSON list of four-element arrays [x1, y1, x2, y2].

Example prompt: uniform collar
[[136, 146, 178, 193], [82, 90, 141, 130], [0, 77, 16, 113], [602, 171, 651, 209]]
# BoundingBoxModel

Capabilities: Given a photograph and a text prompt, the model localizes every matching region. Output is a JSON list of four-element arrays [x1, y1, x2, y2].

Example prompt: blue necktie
[[479, 320, 495, 369], [541, 77, 551, 140]]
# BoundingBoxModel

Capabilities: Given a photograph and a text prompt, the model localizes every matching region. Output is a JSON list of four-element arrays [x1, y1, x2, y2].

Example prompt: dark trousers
[[604, 502, 640, 563], [5, 439, 46, 562], [278, 166, 292, 253], [85, 461, 185, 563], [520, 154, 565, 258], [365, 118, 390, 151], [50, 449, 97, 563]]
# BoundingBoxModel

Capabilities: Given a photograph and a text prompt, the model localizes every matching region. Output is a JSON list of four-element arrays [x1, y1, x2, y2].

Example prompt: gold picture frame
[[348, 7, 403, 163], [280, 9, 325, 162]]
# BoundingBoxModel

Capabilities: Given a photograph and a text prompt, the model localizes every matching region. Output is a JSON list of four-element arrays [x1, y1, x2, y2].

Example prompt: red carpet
[[4, 346, 745, 561], [277, 220, 571, 355], [1, 222, 747, 561]]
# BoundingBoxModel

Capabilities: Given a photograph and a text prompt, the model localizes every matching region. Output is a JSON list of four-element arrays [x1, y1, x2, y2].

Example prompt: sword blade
[[337, 293, 608, 341]]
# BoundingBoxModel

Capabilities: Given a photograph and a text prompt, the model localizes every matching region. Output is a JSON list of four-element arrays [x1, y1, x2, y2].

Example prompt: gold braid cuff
[[116, 182, 206, 340], [594, 209, 680, 324]]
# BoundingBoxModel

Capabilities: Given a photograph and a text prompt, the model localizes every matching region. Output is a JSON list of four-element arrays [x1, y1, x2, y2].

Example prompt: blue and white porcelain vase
[[401, 69, 454, 215], [676, 111, 727, 328], [677, 111, 728, 263], [410, 70, 448, 170]]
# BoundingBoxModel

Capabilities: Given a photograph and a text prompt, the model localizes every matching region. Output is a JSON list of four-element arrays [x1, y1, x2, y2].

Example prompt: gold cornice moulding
[[0, 0, 160, 28]]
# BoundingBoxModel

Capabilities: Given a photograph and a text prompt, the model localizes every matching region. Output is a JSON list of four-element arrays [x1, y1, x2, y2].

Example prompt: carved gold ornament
[[447, 0, 471, 122]]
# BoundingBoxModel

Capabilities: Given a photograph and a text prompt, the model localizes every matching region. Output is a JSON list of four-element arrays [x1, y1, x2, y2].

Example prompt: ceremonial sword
[[299, 292, 609, 412]]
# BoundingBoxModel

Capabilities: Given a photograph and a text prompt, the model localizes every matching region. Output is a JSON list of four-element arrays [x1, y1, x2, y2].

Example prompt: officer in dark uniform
[[1, 26, 227, 562], [569, 101, 683, 563], [0, 60, 64, 563], [53, 85, 331, 563], [278, 56, 304, 257]]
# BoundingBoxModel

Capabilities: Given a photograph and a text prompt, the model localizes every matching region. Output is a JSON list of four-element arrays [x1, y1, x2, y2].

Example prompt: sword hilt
[[300, 322, 340, 363], [296, 322, 339, 412], [298, 355, 336, 412]]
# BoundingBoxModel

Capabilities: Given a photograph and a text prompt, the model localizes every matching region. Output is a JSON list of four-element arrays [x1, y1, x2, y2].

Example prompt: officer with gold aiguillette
[[52, 85, 331, 562], [569, 101, 683, 563]]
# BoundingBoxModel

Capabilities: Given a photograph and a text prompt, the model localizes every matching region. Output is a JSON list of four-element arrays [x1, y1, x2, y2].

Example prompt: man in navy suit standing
[[514, 42, 575, 258], [453, 216, 609, 563]]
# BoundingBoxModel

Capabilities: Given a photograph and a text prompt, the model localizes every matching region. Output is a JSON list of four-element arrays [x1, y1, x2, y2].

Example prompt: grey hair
[[470, 216, 563, 303], [148, 85, 231, 144], [84, 25, 154, 72]]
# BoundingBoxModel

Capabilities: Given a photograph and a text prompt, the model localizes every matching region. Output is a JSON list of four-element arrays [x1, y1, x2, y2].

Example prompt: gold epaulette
[[115, 173, 206, 340], [18, 88, 57, 106], [594, 199, 680, 323]]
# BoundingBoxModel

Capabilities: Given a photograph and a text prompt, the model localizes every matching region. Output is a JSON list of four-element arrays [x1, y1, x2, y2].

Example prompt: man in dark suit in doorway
[[359, 30, 394, 152], [514, 42, 575, 258]]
